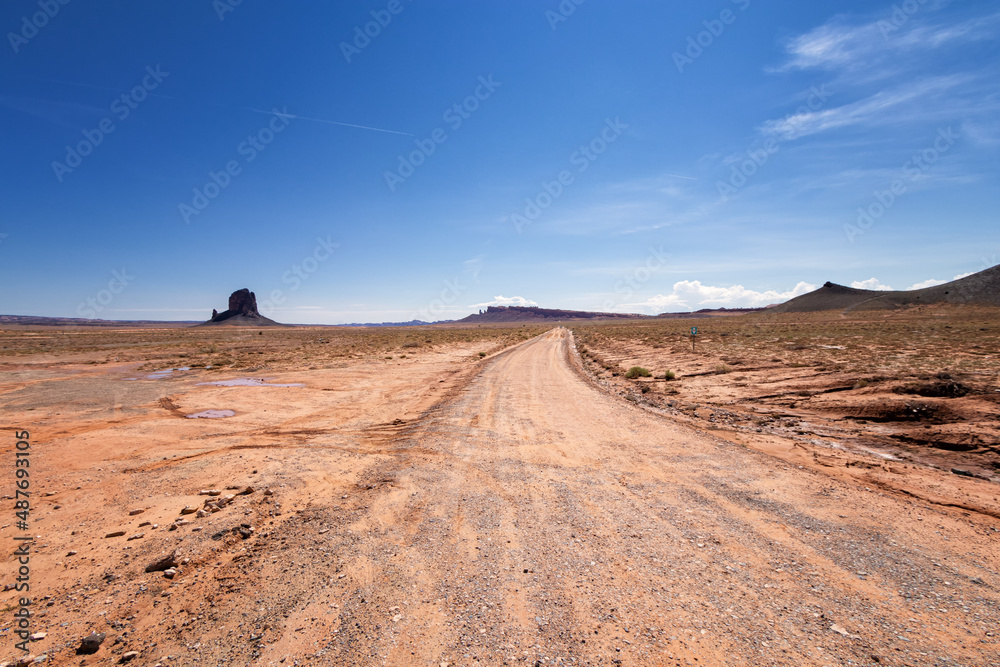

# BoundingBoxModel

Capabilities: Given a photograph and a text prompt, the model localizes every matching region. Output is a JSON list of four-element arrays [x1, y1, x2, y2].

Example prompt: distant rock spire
[[210, 289, 261, 322]]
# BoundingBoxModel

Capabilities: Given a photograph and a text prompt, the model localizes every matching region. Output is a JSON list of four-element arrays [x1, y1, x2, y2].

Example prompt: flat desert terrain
[[1, 319, 998, 666]]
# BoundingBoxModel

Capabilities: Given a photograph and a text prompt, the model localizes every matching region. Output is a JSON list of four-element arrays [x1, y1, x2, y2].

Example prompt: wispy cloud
[[776, 11, 999, 74], [760, 75, 969, 140]]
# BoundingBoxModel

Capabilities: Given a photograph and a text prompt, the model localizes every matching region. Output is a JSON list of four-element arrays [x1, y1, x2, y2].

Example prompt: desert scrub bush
[[402, 341, 420, 349], [640, 384, 652, 394], [853, 379, 869, 389], [478, 351, 487, 358], [625, 366, 652, 379], [663, 370, 676, 380], [714, 364, 733, 375]]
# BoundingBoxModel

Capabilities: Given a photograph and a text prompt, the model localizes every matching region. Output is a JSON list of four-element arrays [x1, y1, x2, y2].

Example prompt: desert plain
[[1, 312, 998, 666]]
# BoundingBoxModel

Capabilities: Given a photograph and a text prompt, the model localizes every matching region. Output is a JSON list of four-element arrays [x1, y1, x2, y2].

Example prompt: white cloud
[[907, 278, 946, 290], [851, 278, 894, 291], [468, 295, 538, 309], [906, 271, 975, 290], [631, 280, 817, 312]]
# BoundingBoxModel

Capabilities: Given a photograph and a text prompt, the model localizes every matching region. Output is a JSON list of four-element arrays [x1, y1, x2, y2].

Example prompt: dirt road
[[10, 328, 1000, 665], [254, 328, 997, 665]]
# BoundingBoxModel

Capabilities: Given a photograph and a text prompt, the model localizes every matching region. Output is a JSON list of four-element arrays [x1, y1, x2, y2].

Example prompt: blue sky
[[2, 0, 998, 323]]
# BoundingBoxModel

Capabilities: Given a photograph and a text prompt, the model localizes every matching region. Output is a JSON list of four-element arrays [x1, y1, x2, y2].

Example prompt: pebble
[[127, 533, 144, 541], [128, 508, 144, 516], [145, 552, 177, 573], [199, 489, 222, 496], [831, 624, 860, 639], [104, 531, 126, 539], [180, 506, 197, 515], [78, 632, 106, 655], [121, 651, 139, 661]]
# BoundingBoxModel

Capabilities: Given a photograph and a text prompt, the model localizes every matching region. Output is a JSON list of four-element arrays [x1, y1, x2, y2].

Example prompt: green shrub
[[478, 351, 487, 358], [664, 370, 676, 380], [625, 366, 652, 379], [714, 364, 733, 375]]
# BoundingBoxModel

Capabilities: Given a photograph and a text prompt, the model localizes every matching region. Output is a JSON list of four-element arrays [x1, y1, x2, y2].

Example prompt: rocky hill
[[770, 264, 1000, 314]]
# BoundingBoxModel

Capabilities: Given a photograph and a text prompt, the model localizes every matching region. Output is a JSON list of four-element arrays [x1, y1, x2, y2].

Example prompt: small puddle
[[135, 366, 192, 380], [197, 378, 304, 387], [185, 409, 236, 419]]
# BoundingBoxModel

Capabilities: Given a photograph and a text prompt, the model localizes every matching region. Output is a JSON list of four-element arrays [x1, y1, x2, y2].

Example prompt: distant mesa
[[457, 305, 646, 323], [769, 264, 1000, 314], [198, 288, 285, 327]]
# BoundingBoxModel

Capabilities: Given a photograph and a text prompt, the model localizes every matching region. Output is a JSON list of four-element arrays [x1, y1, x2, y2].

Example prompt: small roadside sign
[[691, 326, 698, 336]]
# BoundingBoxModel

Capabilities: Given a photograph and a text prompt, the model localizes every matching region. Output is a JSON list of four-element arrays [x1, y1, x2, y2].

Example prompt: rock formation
[[198, 289, 284, 327], [225, 288, 259, 318]]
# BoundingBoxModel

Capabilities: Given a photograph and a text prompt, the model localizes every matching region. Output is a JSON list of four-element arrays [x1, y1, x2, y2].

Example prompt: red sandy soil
[[0, 326, 998, 666]]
